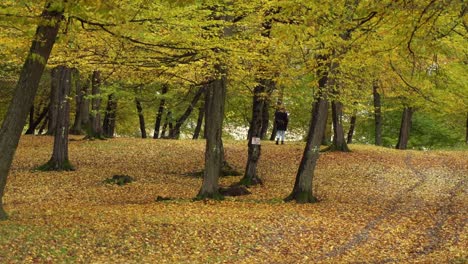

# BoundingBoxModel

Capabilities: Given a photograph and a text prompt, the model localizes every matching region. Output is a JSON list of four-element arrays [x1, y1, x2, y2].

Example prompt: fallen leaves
[[0, 136, 466, 263]]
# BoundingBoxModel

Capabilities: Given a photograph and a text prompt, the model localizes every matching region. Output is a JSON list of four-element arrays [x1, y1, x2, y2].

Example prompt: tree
[[103, 93, 117, 138], [0, 0, 65, 220], [154, 85, 168, 139], [373, 81, 383, 146], [86, 70, 104, 139], [396, 106, 414, 150], [37, 66, 74, 171]]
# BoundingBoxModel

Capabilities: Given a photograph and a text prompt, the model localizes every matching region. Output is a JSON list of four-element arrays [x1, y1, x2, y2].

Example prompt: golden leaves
[[1, 137, 467, 263]]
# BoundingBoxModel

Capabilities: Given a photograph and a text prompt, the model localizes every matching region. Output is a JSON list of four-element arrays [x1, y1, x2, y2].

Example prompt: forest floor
[[1, 136, 467, 263]]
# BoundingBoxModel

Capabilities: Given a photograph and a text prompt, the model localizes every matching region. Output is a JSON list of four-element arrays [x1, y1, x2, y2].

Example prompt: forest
[[0, 0, 467, 263]]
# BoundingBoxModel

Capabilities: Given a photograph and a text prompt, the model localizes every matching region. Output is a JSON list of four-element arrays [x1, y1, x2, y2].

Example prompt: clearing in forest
[[1, 136, 466, 263]]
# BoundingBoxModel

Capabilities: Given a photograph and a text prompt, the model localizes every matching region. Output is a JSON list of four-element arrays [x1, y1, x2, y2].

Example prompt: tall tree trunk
[[25, 104, 49, 135], [103, 93, 117, 138], [347, 113, 357, 144], [197, 66, 227, 200], [161, 111, 172, 138], [373, 81, 383, 146], [169, 86, 205, 139], [0, 0, 63, 220], [331, 100, 350, 151], [396, 107, 414, 150], [285, 56, 330, 203], [135, 98, 147, 138], [193, 103, 204, 140], [285, 98, 328, 203], [47, 66, 60, 135], [39, 66, 74, 171], [87, 71, 103, 139], [153, 85, 168, 139], [70, 69, 85, 135], [241, 82, 266, 186]]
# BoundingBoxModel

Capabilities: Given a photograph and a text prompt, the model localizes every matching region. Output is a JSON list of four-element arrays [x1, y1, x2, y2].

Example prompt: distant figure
[[274, 106, 289, 145]]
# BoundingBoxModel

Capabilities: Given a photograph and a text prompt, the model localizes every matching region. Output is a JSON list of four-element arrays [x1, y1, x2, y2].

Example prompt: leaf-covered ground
[[1, 136, 467, 263]]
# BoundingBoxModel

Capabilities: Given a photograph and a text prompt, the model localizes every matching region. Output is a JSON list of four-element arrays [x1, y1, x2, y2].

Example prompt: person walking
[[274, 106, 289, 144]]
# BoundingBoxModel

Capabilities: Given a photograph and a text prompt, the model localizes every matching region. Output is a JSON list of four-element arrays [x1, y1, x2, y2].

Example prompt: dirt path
[[317, 154, 436, 262]]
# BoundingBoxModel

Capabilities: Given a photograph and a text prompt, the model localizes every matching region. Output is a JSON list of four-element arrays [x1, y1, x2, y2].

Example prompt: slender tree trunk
[[396, 107, 414, 150], [331, 100, 350, 151], [47, 66, 60, 135], [373, 81, 382, 146], [285, 55, 330, 203], [70, 69, 85, 135], [169, 86, 205, 139], [135, 98, 147, 138], [347, 113, 357, 144], [153, 85, 168, 139], [39, 66, 74, 171], [86, 71, 103, 139], [0, 0, 63, 220], [102, 93, 117, 138], [161, 111, 172, 138], [197, 66, 227, 200], [241, 82, 266, 186], [193, 103, 204, 140], [285, 97, 328, 203], [25, 104, 49, 135]]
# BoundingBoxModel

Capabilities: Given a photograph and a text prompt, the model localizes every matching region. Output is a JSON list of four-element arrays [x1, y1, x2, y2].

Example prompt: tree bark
[[161, 111, 172, 138], [373, 81, 383, 146], [102, 93, 117, 138], [86, 71, 103, 139], [241, 82, 267, 186], [347, 113, 357, 144], [197, 66, 227, 200], [193, 103, 204, 140], [285, 97, 328, 203], [285, 55, 330, 203], [46, 66, 60, 135], [135, 98, 147, 138], [153, 84, 168, 139], [331, 100, 350, 151], [396, 107, 414, 150], [0, 0, 63, 220], [70, 69, 86, 135], [169, 86, 205, 139], [39, 66, 74, 171]]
